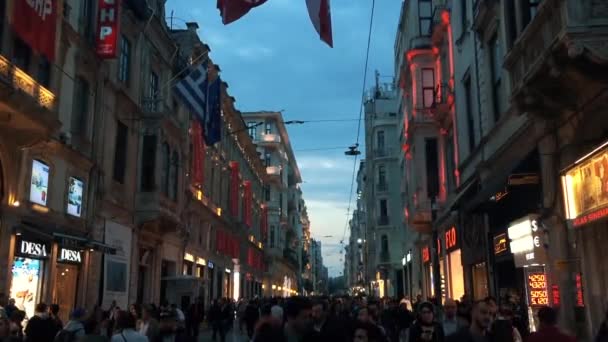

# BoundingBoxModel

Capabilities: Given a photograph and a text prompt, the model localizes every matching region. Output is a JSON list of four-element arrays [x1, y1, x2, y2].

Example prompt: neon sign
[[575, 273, 585, 307], [552, 284, 560, 307], [422, 246, 430, 263], [445, 226, 457, 250]]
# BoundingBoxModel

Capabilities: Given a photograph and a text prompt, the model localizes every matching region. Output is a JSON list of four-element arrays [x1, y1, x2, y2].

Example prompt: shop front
[[10, 234, 50, 319], [53, 245, 83, 323], [561, 140, 608, 334], [439, 225, 464, 302], [421, 244, 432, 299]]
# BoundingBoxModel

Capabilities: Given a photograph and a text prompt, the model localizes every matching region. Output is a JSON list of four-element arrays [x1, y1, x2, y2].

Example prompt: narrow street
[[199, 321, 248, 342]]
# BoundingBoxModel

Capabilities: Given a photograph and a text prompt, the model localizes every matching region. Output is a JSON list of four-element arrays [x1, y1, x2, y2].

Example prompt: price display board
[[526, 270, 549, 307]]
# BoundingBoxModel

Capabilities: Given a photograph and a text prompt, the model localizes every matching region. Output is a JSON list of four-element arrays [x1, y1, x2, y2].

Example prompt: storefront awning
[[53, 233, 117, 255]]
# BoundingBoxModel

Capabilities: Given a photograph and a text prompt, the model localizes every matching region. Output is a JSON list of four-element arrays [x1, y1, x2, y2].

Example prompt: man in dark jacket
[[24, 303, 56, 342], [447, 300, 492, 342], [525, 306, 575, 342]]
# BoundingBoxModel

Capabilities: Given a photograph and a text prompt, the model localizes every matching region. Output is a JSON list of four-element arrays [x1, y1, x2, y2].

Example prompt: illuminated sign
[[508, 173, 540, 186], [561, 141, 608, 227], [422, 246, 430, 263], [207, 261, 214, 269], [575, 273, 585, 307], [552, 284, 560, 307], [16, 239, 49, 259], [30, 160, 50, 206], [96, 0, 121, 58], [58, 248, 82, 264], [67, 177, 84, 217], [527, 271, 549, 307], [493, 233, 508, 255], [445, 226, 457, 251], [508, 215, 547, 267]]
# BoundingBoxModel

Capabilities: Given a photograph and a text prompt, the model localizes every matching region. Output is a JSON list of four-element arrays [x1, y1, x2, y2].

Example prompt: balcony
[[407, 196, 433, 234], [431, 83, 454, 122], [377, 216, 389, 226], [430, 0, 450, 43], [135, 191, 181, 233], [377, 182, 388, 192], [258, 133, 281, 144], [141, 97, 171, 119], [504, 0, 608, 116], [0, 55, 59, 139], [379, 251, 391, 264], [373, 148, 395, 159]]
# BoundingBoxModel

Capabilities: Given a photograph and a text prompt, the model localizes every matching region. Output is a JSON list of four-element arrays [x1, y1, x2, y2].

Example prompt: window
[[381, 235, 389, 253], [140, 135, 157, 191], [505, 0, 517, 48], [379, 199, 388, 225], [376, 131, 385, 151], [264, 186, 270, 201], [169, 151, 179, 201], [422, 68, 435, 108], [13, 37, 31, 71], [425, 138, 439, 199], [248, 123, 257, 139], [118, 35, 131, 84], [80, 0, 95, 42], [0, 0, 5, 40], [264, 122, 271, 134], [161, 143, 170, 195], [37, 56, 51, 87], [489, 34, 503, 121], [113, 121, 128, 183], [72, 77, 90, 136], [264, 152, 271, 167], [446, 129, 456, 193], [464, 76, 476, 151], [522, 0, 542, 28], [149, 71, 159, 111], [419, 0, 432, 36], [270, 226, 276, 248], [460, 0, 468, 31], [378, 165, 386, 188]]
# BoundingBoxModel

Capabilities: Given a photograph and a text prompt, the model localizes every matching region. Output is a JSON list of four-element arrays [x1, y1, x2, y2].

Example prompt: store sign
[[575, 273, 585, 307], [561, 141, 608, 228], [96, 0, 121, 58], [67, 177, 84, 217], [493, 233, 508, 255], [552, 284, 560, 307], [422, 246, 430, 263], [445, 226, 457, 251], [526, 271, 549, 307], [208, 261, 214, 269], [507, 215, 547, 267], [17, 239, 49, 259], [58, 248, 82, 264], [30, 160, 50, 206]]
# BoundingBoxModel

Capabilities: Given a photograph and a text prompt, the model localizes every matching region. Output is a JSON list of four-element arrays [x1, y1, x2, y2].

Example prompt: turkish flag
[[12, 0, 57, 61], [217, 0, 268, 25], [306, 0, 333, 47]]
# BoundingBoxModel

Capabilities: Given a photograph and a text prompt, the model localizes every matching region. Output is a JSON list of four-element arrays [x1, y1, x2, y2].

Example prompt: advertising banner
[[562, 141, 608, 227], [102, 221, 132, 309], [12, 0, 57, 61], [67, 177, 84, 217], [10, 257, 43, 318], [30, 160, 49, 206], [96, 0, 121, 58]]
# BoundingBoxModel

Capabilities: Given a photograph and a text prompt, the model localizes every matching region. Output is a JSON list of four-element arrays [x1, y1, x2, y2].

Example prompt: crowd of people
[[0, 293, 590, 342]]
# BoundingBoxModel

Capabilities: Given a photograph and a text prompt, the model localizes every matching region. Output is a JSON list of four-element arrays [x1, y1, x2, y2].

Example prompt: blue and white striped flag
[[173, 60, 209, 123]]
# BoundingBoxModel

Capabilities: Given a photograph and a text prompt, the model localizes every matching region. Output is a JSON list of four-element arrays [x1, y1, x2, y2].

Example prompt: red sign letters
[[12, 0, 57, 61], [445, 226, 457, 250], [96, 0, 121, 58]]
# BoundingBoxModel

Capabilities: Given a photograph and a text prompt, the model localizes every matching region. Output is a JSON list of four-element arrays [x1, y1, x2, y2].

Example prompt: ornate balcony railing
[[0, 55, 55, 111]]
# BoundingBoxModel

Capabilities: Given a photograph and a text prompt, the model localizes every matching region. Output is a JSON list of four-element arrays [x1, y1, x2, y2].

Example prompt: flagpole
[[155, 50, 210, 99]]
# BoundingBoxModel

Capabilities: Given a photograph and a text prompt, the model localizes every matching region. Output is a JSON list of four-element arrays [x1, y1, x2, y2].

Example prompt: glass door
[[54, 264, 79, 323]]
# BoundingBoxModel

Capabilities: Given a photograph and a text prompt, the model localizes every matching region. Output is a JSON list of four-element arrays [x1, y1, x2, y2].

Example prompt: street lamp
[[357, 238, 363, 244]]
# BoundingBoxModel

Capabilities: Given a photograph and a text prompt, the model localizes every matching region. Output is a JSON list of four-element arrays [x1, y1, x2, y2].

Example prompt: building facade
[[363, 81, 408, 298], [346, 161, 367, 294], [243, 111, 304, 297], [395, 0, 608, 338], [0, 0, 306, 320]]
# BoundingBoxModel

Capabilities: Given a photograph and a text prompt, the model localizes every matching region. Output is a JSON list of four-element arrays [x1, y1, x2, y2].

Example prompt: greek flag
[[173, 60, 209, 123]]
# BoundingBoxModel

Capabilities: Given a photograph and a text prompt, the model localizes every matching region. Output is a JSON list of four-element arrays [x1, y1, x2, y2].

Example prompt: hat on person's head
[[70, 308, 86, 320]]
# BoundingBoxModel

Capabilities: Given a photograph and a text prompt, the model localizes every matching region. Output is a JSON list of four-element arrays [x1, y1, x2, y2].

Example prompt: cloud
[[298, 155, 352, 172]]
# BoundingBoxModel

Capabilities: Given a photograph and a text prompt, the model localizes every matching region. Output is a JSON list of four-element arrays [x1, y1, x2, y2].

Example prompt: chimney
[[186, 22, 199, 32]]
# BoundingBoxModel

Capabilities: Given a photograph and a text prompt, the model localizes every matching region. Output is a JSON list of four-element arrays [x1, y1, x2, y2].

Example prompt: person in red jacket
[[525, 306, 576, 342]]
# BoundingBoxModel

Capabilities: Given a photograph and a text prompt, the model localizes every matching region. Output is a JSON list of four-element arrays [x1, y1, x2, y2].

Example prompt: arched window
[[161, 143, 170, 196], [169, 151, 179, 201]]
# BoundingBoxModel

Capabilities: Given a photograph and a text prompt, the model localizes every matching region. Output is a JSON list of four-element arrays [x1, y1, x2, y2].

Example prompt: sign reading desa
[[18, 239, 49, 259], [96, 0, 121, 58], [58, 248, 83, 264]]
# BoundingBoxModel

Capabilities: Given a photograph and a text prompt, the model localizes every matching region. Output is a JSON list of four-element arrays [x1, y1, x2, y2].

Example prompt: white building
[[243, 111, 303, 296], [363, 81, 408, 298]]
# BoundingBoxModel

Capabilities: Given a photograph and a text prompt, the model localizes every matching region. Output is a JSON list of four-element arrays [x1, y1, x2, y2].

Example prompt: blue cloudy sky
[[166, 0, 401, 276]]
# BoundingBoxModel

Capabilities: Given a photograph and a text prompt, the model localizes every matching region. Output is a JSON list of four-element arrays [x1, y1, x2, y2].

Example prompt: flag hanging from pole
[[173, 60, 209, 123], [190, 120, 205, 186], [217, 0, 268, 25], [205, 77, 223, 146], [306, 0, 333, 47]]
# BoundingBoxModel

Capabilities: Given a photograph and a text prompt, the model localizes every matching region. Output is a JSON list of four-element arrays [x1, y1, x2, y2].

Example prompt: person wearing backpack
[[54, 308, 86, 342]]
